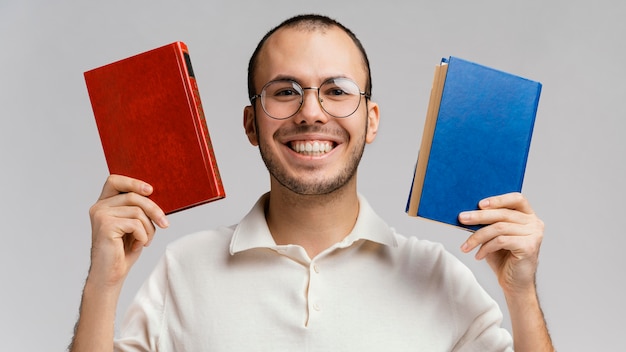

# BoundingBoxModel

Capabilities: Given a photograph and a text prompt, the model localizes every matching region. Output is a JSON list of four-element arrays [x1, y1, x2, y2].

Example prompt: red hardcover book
[[84, 41, 225, 214]]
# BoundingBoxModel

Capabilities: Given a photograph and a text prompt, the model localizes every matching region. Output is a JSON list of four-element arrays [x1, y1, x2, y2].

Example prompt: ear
[[243, 105, 259, 146], [365, 101, 380, 144]]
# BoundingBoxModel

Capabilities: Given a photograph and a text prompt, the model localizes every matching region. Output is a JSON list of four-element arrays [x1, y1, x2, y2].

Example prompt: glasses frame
[[250, 77, 370, 120]]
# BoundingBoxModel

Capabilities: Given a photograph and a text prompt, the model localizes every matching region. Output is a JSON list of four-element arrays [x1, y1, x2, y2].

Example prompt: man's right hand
[[87, 174, 169, 290], [70, 175, 169, 351]]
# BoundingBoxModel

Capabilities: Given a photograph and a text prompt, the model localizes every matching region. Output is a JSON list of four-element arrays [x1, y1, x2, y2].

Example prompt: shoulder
[[389, 232, 477, 286], [163, 225, 236, 267], [389, 232, 508, 341], [391, 232, 453, 266]]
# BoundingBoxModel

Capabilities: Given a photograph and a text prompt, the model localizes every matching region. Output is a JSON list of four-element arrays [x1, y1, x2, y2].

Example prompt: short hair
[[247, 14, 373, 102]]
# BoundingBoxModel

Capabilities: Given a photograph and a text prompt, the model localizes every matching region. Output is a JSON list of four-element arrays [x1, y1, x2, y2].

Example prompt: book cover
[[406, 56, 541, 231], [85, 41, 225, 215]]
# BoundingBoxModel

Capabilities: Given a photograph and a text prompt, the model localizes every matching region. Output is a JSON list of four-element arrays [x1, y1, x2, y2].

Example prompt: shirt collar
[[230, 193, 397, 255]]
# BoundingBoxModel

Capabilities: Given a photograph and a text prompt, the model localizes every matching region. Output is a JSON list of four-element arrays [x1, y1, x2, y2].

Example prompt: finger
[[91, 213, 149, 253], [461, 221, 529, 253], [93, 205, 161, 249], [100, 174, 153, 200], [92, 203, 155, 238], [461, 214, 544, 256], [116, 192, 169, 229], [94, 217, 155, 254], [459, 207, 531, 228], [112, 217, 151, 252], [113, 205, 158, 246], [478, 192, 534, 214], [474, 230, 541, 261], [96, 189, 169, 229]]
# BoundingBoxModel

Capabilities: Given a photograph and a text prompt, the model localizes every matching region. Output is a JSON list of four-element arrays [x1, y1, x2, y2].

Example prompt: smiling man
[[70, 14, 554, 352], [243, 20, 380, 258]]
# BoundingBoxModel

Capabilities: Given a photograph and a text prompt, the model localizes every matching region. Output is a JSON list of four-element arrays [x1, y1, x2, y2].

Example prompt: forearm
[[506, 286, 554, 352], [69, 280, 122, 352]]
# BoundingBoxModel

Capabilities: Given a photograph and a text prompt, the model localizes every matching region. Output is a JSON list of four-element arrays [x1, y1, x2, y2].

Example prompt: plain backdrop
[[1, 0, 624, 350]]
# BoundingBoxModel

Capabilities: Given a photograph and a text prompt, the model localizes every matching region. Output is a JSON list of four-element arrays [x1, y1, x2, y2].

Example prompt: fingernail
[[160, 216, 169, 228], [479, 199, 490, 208], [459, 212, 471, 222], [461, 242, 470, 252], [142, 183, 153, 194]]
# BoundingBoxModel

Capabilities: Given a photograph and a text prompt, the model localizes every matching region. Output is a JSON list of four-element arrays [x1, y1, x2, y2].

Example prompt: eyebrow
[[267, 74, 352, 86]]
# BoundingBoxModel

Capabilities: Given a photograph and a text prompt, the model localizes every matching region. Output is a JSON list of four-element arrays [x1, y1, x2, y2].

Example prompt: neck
[[265, 177, 360, 259]]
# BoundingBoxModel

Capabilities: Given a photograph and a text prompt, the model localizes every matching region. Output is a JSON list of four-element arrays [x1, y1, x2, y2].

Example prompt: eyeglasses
[[250, 78, 370, 120]]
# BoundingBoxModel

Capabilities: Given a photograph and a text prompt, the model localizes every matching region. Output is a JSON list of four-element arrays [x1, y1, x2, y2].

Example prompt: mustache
[[274, 124, 348, 139]]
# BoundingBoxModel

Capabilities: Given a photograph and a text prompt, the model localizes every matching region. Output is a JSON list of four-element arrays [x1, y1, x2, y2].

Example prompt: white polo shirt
[[115, 194, 512, 351]]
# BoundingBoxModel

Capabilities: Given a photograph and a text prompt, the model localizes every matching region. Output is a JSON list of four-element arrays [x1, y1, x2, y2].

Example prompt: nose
[[294, 88, 329, 124]]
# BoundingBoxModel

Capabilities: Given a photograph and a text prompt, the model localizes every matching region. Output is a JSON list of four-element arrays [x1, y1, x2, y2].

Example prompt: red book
[[84, 41, 225, 214]]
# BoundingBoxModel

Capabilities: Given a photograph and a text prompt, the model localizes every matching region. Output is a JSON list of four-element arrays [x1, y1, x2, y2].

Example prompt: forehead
[[255, 26, 367, 87]]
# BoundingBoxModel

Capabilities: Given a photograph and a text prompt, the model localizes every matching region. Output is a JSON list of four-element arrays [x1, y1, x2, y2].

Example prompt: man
[[70, 14, 554, 351]]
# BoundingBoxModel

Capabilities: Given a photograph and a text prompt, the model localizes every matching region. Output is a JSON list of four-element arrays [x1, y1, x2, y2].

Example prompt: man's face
[[244, 26, 379, 195]]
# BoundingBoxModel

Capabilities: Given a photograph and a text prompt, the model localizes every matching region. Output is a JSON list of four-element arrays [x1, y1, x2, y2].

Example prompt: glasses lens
[[319, 78, 362, 118], [259, 78, 364, 119], [261, 80, 303, 120]]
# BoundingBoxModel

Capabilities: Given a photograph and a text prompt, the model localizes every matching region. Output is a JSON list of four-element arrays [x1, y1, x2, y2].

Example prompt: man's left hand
[[458, 192, 545, 294]]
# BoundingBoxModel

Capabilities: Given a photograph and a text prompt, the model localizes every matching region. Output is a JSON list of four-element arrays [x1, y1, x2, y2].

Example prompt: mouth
[[289, 140, 336, 156]]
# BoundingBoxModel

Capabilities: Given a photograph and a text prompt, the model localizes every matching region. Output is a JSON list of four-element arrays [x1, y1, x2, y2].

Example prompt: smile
[[290, 140, 335, 156]]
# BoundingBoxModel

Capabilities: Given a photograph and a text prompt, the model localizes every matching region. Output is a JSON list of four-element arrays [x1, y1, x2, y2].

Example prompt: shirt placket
[[305, 260, 322, 327]]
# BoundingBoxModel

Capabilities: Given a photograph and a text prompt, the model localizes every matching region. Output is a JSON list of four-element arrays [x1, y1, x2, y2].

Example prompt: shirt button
[[313, 264, 320, 273], [313, 303, 321, 311]]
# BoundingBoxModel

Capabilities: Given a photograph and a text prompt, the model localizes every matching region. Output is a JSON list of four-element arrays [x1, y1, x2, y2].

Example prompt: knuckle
[[88, 203, 98, 218], [491, 221, 507, 233], [105, 174, 121, 188], [120, 191, 141, 206], [89, 203, 106, 221], [532, 239, 542, 253], [536, 218, 545, 231], [130, 217, 143, 230], [493, 235, 507, 246], [512, 192, 526, 203], [131, 219, 148, 239], [121, 218, 141, 236], [129, 205, 146, 219], [529, 217, 545, 237], [124, 191, 151, 208]]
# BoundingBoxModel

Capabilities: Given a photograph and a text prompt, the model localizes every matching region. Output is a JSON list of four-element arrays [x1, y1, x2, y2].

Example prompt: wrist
[[83, 274, 125, 300]]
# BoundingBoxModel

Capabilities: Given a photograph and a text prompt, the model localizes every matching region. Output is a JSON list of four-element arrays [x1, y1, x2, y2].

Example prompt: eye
[[321, 79, 360, 100], [265, 80, 302, 101], [322, 83, 353, 98], [322, 85, 355, 101], [326, 87, 348, 96], [274, 87, 300, 97]]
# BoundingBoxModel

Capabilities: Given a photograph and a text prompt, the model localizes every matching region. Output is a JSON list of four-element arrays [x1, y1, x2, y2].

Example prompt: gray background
[[1, 0, 624, 350]]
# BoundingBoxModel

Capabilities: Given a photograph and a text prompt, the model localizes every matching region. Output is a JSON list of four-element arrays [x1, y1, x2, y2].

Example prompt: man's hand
[[458, 192, 544, 295], [70, 175, 169, 352], [88, 174, 169, 289], [458, 192, 554, 351]]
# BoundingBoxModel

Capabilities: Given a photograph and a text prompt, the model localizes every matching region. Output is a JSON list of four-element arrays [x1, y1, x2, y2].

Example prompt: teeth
[[291, 141, 333, 155]]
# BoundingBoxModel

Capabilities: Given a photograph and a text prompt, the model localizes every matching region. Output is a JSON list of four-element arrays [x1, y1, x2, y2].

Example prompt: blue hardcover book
[[406, 56, 542, 231]]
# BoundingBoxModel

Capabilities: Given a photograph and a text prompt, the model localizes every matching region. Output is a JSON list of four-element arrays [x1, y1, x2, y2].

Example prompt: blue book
[[406, 56, 542, 231]]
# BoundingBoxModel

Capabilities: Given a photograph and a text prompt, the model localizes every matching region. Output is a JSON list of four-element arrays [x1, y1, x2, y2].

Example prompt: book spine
[[177, 42, 225, 197], [406, 62, 448, 216]]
